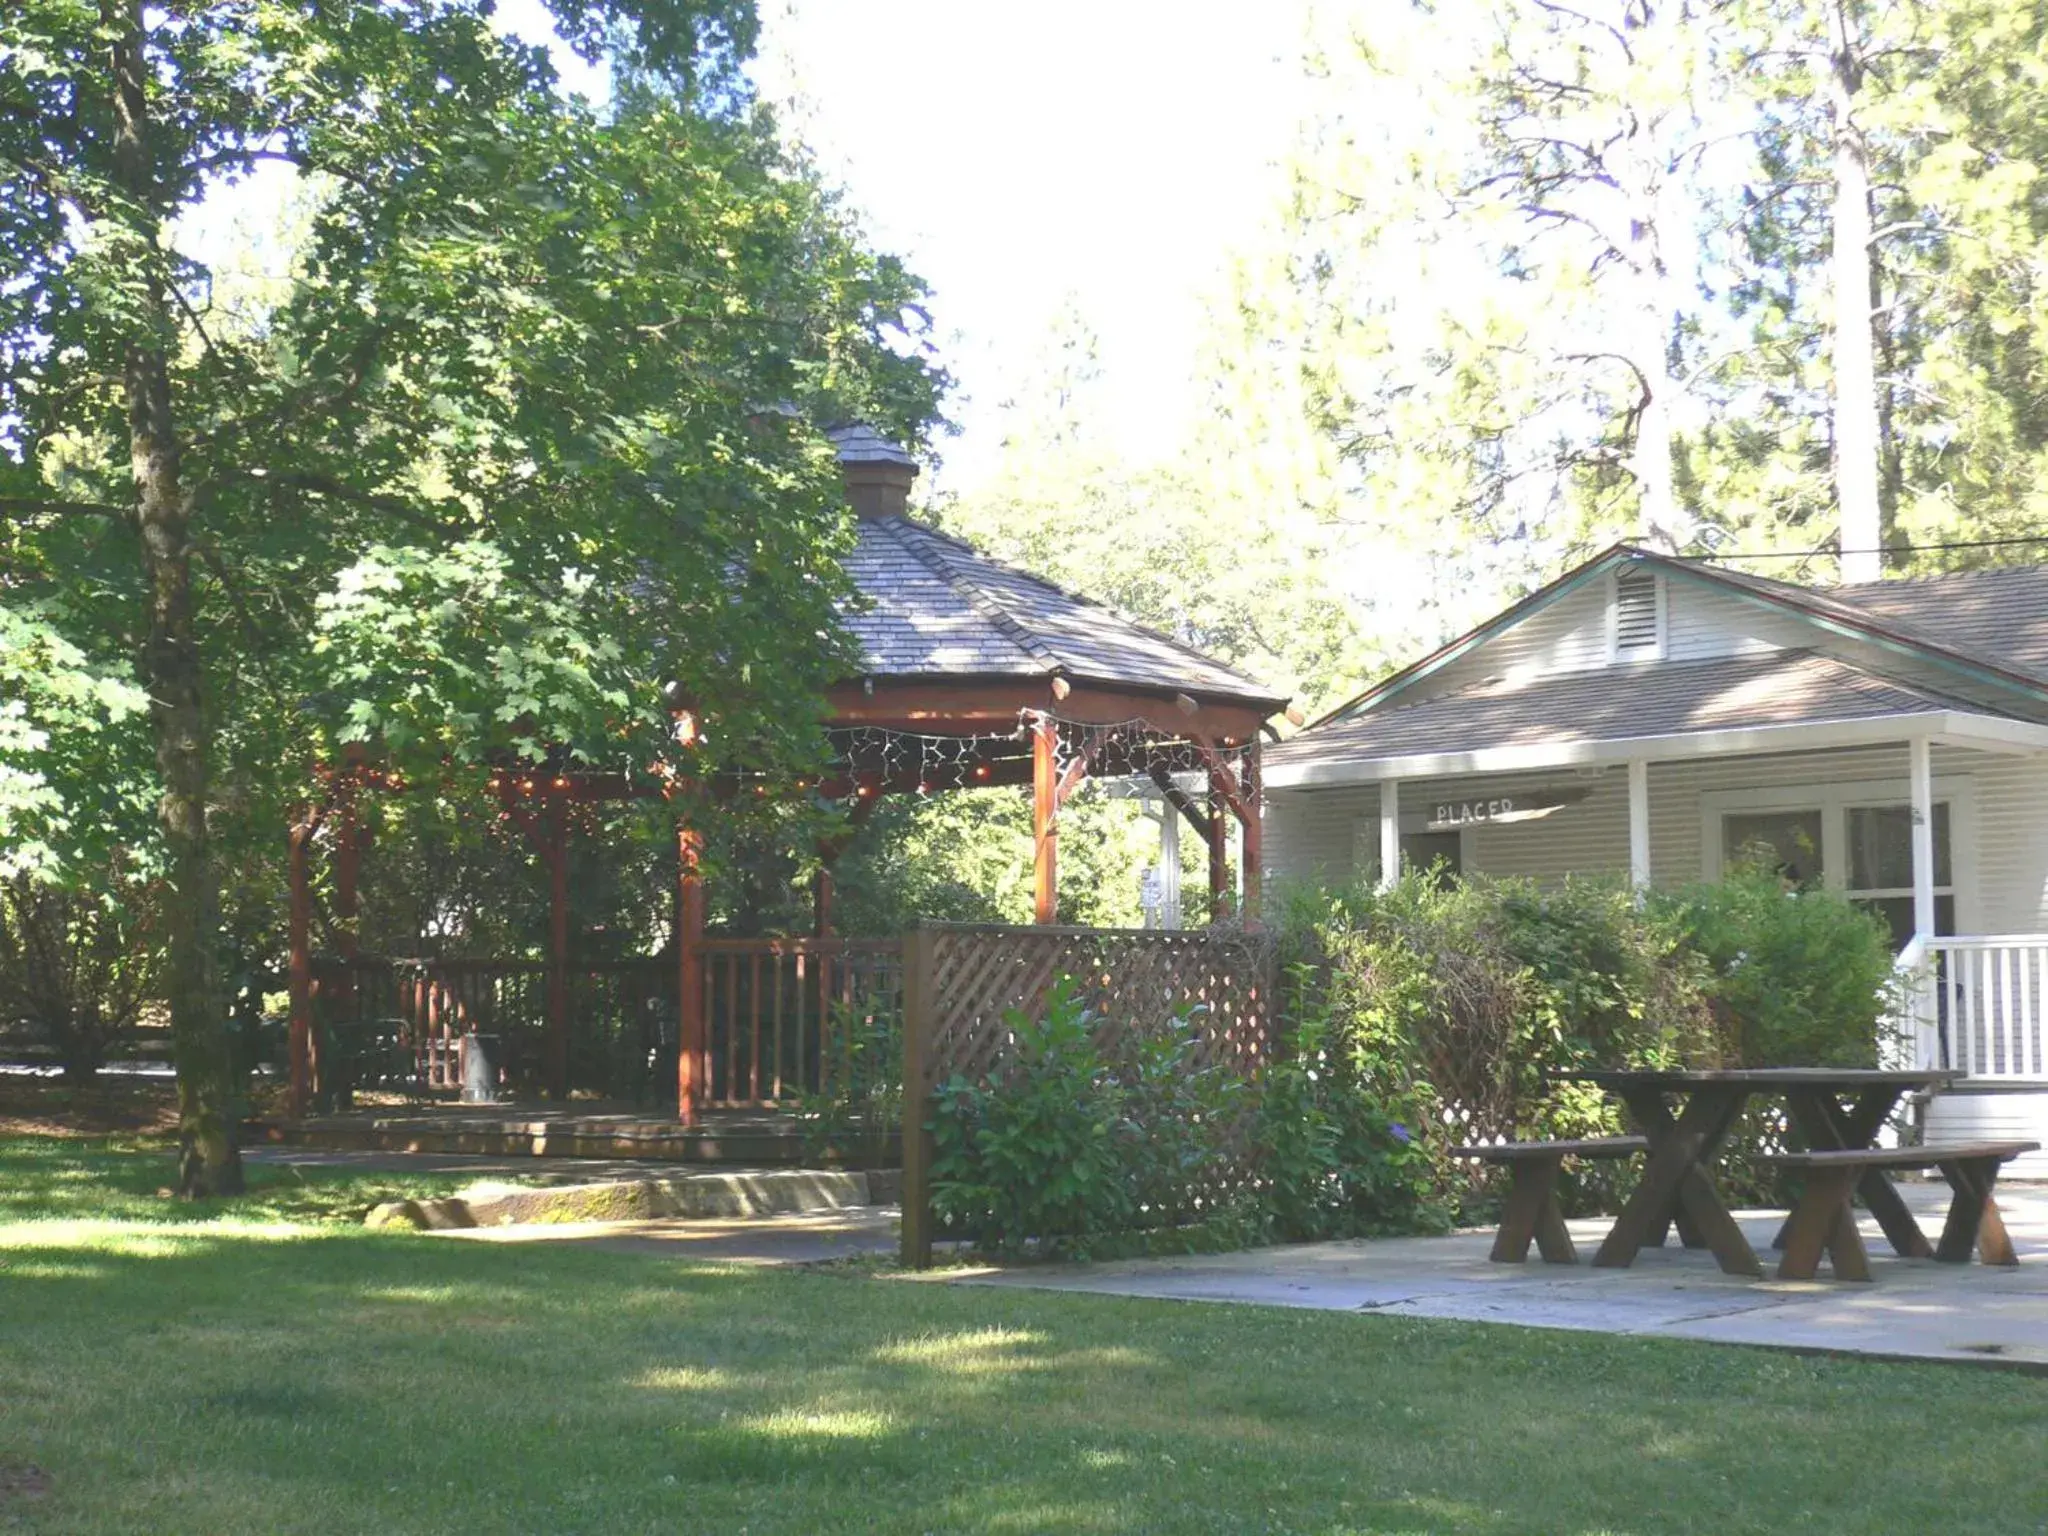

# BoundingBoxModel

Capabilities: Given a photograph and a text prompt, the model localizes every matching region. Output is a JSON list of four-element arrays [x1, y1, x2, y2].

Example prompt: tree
[[1713, 0, 2048, 572], [1466, 0, 1722, 549], [940, 303, 1375, 714], [1, 2, 939, 1193], [1267, 2, 1725, 571]]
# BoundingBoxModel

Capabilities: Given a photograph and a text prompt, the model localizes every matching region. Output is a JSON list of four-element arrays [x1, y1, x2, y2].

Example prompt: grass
[[0, 1138, 485, 1226], [4, 1140, 2048, 1535]]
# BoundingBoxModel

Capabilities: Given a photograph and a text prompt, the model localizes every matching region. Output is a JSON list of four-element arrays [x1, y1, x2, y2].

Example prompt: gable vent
[[1613, 567, 1662, 661]]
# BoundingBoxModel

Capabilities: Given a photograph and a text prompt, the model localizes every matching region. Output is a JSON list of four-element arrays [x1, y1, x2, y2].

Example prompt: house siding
[[1263, 744, 2048, 935], [1924, 1093, 2048, 1178], [1405, 581, 1612, 704], [1665, 576, 1802, 662], [1961, 749, 2048, 933]]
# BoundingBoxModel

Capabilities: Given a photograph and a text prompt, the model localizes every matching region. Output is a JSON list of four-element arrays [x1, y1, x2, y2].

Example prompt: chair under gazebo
[[282, 428, 1287, 1132]]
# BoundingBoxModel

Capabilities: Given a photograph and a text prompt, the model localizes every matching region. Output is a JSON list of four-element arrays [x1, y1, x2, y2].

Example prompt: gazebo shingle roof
[[838, 512, 1286, 708]]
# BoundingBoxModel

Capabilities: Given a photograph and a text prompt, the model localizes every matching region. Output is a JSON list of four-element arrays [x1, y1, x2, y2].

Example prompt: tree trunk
[[1630, 349, 1682, 550], [105, 0, 242, 1196], [1828, 1, 1883, 584], [59, 1005, 110, 1084]]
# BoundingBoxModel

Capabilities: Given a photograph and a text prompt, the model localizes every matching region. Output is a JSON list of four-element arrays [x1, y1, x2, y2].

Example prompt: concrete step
[[252, 1110, 895, 1168], [366, 1166, 902, 1231]]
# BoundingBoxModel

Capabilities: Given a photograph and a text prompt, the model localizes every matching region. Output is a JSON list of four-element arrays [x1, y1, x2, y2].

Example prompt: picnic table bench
[[1555, 1068, 1962, 1278], [1767, 1139, 2040, 1281], [1456, 1137, 1648, 1264]]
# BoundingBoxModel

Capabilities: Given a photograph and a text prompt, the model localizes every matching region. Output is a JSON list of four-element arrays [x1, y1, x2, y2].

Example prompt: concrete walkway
[[960, 1184, 2048, 1368]]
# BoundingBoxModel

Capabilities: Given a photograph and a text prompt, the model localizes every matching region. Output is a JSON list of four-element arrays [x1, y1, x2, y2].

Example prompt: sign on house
[[1426, 786, 1589, 831]]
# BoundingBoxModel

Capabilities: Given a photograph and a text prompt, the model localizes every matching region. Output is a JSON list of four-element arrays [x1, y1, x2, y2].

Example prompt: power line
[[1680, 534, 2048, 563]]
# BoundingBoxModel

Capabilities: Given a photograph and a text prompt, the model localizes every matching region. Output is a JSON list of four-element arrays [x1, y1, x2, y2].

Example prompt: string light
[[804, 713, 1253, 810]]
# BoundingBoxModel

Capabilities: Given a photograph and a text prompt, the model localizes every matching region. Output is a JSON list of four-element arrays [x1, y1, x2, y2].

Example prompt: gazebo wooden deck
[[283, 426, 1288, 1136]]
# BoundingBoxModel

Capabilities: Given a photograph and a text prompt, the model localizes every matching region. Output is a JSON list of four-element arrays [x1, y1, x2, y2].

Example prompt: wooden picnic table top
[[1551, 1067, 1960, 1091]]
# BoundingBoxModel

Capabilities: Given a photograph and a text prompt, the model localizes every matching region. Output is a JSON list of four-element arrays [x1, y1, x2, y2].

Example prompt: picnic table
[[1554, 1068, 1960, 1277]]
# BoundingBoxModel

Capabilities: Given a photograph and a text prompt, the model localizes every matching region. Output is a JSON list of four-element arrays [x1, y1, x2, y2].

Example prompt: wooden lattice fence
[[899, 922, 1277, 1265]]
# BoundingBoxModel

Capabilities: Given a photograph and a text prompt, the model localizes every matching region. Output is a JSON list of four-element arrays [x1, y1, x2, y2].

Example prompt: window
[[1721, 810, 1824, 887], [1610, 566, 1663, 662], [1714, 795, 1957, 951], [1846, 803, 1955, 949], [1400, 830, 1463, 889]]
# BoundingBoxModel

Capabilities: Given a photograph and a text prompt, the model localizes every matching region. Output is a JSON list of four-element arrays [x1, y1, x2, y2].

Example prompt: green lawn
[[3, 1139, 2046, 1535]]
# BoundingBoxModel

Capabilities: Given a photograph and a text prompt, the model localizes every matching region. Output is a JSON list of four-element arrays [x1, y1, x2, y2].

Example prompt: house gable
[[1324, 546, 2048, 731], [1389, 553, 1805, 713]]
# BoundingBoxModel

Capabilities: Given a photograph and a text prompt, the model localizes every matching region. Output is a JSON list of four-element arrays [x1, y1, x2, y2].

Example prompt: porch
[[1264, 718, 2048, 1174]]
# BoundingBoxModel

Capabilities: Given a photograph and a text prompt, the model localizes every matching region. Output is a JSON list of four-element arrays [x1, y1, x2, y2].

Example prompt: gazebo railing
[[309, 937, 904, 1110], [309, 956, 673, 1103], [695, 937, 904, 1108]]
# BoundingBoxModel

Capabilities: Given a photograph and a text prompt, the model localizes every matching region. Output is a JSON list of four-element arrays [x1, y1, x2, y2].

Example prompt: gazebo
[[285, 428, 1287, 1125]]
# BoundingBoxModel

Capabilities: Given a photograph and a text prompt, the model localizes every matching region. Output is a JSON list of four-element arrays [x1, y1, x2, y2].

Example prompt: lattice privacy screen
[[910, 923, 1277, 1092]]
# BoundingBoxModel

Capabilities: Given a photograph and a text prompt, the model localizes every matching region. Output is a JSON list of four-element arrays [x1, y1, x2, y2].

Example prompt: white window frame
[[1606, 567, 1667, 664], [1698, 774, 1977, 933]]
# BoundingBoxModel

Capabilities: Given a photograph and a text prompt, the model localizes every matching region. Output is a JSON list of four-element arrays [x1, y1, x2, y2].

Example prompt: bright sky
[[750, 2, 1314, 491]]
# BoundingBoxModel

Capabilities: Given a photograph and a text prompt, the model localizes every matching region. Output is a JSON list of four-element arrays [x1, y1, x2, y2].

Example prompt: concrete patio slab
[[958, 1183, 2048, 1367]]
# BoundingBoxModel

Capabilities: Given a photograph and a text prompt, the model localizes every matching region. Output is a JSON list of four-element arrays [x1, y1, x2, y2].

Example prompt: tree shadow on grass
[[3, 1224, 2047, 1535]]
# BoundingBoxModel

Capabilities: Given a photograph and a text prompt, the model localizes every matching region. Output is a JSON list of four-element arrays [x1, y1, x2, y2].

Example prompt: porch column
[[1032, 714, 1058, 924], [1628, 759, 1651, 892], [676, 819, 705, 1126], [1909, 735, 1936, 941], [1378, 779, 1400, 892]]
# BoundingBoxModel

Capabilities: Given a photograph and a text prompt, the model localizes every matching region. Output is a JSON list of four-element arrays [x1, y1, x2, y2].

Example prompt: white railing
[[1899, 936, 2048, 1083]]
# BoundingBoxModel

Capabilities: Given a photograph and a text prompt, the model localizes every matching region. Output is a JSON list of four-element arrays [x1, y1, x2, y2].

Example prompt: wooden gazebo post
[[1239, 737, 1263, 925], [676, 817, 705, 1125], [1032, 713, 1059, 924], [1206, 758, 1230, 920], [543, 797, 570, 1101], [285, 805, 318, 1118]]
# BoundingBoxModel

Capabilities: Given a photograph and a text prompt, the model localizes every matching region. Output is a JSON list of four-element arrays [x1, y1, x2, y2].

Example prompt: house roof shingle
[[1832, 565, 2048, 679], [1270, 649, 1993, 769]]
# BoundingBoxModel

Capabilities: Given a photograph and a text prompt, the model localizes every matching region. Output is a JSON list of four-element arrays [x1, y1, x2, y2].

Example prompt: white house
[[1261, 545, 2048, 1172]]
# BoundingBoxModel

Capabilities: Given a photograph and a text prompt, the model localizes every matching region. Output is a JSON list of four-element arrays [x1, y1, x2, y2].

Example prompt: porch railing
[[1899, 935, 2048, 1084]]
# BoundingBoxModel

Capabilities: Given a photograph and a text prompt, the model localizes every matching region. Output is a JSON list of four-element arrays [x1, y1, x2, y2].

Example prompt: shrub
[[794, 998, 904, 1164], [1257, 962, 1451, 1240], [921, 865, 1897, 1255], [1655, 863, 1899, 1067], [929, 979, 1133, 1253], [0, 876, 161, 1080], [1106, 1008, 1254, 1233], [1272, 867, 1895, 1219], [929, 979, 1263, 1256]]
